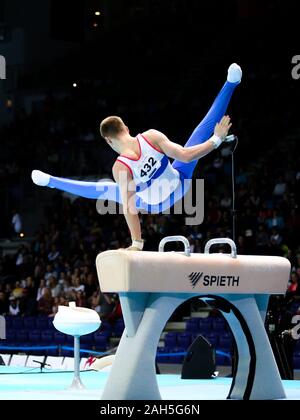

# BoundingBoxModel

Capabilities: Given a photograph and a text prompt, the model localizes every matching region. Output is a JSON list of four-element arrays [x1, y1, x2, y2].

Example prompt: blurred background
[[0, 0, 299, 376]]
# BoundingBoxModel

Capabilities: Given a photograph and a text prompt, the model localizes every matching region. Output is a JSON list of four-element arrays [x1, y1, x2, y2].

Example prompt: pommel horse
[[96, 237, 291, 400]]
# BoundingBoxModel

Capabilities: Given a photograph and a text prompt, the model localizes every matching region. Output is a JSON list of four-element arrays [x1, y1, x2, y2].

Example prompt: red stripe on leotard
[[140, 134, 164, 154], [115, 159, 134, 177]]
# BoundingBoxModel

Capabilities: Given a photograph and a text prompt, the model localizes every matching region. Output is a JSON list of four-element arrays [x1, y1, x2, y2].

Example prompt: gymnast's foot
[[227, 63, 242, 84], [31, 170, 51, 187]]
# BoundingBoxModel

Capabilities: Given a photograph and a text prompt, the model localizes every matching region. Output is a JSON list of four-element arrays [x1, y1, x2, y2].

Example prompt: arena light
[[73, 82, 77, 88], [95, 11, 101, 16]]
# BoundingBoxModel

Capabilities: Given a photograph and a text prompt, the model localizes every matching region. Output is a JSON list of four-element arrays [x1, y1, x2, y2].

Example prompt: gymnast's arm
[[112, 161, 142, 243], [145, 116, 232, 163]]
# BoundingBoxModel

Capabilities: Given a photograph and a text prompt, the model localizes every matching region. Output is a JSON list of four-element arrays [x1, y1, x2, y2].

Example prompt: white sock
[[227, 63, 242, 83], [31, 170, 51, 186]]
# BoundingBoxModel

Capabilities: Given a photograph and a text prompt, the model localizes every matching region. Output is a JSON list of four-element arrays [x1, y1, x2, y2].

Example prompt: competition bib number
[[140, 157, 158, 178]]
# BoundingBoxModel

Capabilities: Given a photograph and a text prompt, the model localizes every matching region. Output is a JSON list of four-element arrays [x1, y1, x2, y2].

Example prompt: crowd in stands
[[0, 106, 299, 323], [0, 136, 299, 320]]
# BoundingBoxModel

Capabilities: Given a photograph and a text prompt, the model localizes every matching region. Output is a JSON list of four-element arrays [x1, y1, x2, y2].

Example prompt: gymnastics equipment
[[53, 302, 101, 389], [181, 335, 215, 379], [96, 236, 291, 400]]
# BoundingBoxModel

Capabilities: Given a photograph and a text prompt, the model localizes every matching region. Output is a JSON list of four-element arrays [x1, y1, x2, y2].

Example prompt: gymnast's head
[[100, 116, 129, 151]]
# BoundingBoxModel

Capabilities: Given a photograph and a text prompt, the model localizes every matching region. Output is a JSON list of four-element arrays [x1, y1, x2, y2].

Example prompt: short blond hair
[[100, 116, 126, 138]]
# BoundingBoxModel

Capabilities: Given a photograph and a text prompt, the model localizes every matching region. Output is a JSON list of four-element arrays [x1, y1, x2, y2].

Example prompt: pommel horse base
[[96, 237, 291, 400]]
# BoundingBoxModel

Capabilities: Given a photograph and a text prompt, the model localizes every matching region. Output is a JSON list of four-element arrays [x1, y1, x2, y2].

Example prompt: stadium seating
[[164, 332, 177, 347], [3, 315, 300, 368]]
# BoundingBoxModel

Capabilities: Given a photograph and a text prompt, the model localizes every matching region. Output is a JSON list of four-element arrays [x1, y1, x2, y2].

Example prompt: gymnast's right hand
[[214, 116, 232, 141], [124, 239, 144, 251], [125, 246, 143, 251]]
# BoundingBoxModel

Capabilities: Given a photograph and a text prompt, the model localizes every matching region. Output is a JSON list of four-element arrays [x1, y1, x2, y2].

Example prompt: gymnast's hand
[[120, 239, 144, 251], [214, 116, 232, 141], [125, 246, 143, 251]]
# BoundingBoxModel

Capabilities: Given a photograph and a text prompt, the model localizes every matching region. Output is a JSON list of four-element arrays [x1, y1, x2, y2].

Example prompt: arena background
[[0, 0, 300, 384]]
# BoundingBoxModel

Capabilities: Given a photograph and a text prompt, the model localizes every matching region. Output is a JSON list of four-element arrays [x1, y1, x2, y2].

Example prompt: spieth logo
[[189, 272, 240, 288], [189, 272, 204, 288], [0, 316, 5, 339], [0, 55, 6, 80]]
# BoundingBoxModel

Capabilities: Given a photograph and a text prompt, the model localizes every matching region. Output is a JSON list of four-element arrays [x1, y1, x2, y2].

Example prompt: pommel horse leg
[[102, 293, 194, 400], [207, 294, 285, 400]]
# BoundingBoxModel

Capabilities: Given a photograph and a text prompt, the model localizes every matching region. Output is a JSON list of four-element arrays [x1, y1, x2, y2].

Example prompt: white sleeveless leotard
[[116, 134, 180, 205]]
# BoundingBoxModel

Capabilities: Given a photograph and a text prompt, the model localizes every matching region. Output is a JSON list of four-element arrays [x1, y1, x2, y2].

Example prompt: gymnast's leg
[[31, 170, 122, 203], [172, 63, 242, 180]]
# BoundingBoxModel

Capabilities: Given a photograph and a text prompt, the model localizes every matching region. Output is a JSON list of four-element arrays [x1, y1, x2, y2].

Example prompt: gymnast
[[32, 63, 242, 251]]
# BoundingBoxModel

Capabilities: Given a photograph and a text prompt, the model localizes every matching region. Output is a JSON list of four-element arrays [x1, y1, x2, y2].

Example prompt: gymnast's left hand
[[214, 115, 232, 140], [125, 238, 144, 251]]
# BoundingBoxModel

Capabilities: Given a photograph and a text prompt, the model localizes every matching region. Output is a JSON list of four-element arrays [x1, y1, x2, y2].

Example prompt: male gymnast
[[32, 63, 242, 250]]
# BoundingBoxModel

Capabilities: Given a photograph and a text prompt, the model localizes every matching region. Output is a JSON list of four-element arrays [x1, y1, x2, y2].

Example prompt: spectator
[[84, 273, 97, 297], [287, 272, 299, 295], [62, 278, 73, 298], [37, 287, 54, 315], [22, 276, 37, 315], [48, 244, 60, 262], [58, 271, 66, 287], [12, 281, 24, 299], [76, 290, 87, 307], [270, 227, 282, 247], [273, 176, 287, 196], [44, 264, 57, 282], [72, 276, 85, 293], [8, 297, 20, 316], [220, 194, 232, 209], [48, 276, 61, 298], [255, 224, 269, 254], [266, 210, 285, 230], [11, 209, 22, 236], [36, 279, 47, 301], [98, 293, 116, 319], [89, 291, 101, 313], [48, 296, 60, 318]]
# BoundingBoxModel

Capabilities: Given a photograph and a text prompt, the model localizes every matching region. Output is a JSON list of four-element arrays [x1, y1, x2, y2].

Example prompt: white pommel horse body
[[96, 237, 291, 400]]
